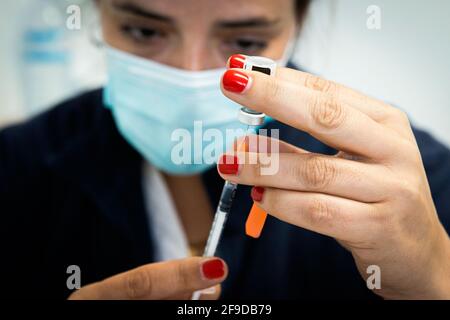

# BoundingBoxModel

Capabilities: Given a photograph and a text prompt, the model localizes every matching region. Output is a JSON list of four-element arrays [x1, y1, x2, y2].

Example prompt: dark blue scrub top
[[1, 89, 449, 299]]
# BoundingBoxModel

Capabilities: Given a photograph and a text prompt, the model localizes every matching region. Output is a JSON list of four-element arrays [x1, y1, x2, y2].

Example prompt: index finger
[[273, 68, 413, 138], [227, 54, 397, 130], [221, 69, 402, 159]]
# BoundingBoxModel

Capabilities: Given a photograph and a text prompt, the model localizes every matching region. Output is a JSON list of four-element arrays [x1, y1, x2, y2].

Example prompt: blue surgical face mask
[[104, 44, 293, 175], [104, 46, 248, 175]]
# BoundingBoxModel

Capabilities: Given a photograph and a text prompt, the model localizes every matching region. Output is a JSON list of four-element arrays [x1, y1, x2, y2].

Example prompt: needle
[[191, 126, 252, 300]]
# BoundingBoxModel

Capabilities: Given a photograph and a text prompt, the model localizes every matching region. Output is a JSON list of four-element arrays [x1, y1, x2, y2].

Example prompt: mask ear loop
[[88, 14, 105, 49]]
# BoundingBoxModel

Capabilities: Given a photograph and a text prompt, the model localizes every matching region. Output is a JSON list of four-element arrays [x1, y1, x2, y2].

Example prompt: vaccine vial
[[237, 56, 277, 126]]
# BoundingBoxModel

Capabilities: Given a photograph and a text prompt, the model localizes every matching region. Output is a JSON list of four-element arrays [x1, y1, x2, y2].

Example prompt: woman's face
[[99, 0, 298, 70]]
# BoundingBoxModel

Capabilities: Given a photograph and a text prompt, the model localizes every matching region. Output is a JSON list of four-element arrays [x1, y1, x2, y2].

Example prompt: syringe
[[192, 56, 276, 300], [199, 125, 255, 258]]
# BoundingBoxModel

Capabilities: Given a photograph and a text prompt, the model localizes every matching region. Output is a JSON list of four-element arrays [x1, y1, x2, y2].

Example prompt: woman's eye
[[121, 25, 161, 42], [232, 38, 267, 53]]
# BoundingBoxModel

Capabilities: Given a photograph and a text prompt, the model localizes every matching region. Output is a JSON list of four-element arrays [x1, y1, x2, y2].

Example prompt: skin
[[69, 257, 226, 300], [99, 0, 296, 68], [71, 0, 450, 299], [219, 68, 450, 299], [72, 0, 297, 300]]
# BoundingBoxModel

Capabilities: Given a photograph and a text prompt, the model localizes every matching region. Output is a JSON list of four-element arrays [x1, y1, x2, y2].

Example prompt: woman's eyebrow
[[112, 1, 173, 23], [216, 17, 281, 29]]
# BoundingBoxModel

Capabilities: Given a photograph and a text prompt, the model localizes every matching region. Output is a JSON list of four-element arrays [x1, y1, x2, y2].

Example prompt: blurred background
[[1, 0, 449, 145]]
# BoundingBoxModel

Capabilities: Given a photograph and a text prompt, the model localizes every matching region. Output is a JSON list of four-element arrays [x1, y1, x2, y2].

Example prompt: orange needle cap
[[245, 203, 268, 238]]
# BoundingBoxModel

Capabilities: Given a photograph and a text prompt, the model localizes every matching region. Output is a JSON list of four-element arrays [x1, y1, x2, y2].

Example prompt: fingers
[[221, 68, 401, 159], [274, 69, 387, 121], [227, 54, 412, 139], [233, 134, 308, 154], [218, 151, 391, 203], [69, 257, 228, 300], [251, 188, 379, 241], [273, 68, 414, 139]]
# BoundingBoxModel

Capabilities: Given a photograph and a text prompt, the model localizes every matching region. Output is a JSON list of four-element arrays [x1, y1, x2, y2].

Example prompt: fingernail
[[218, 155, 239, 175], [201, 259, 225, 280], [251, 186, 265, 202], [222, 70, 249, 93], [228, 54, 246, 69]]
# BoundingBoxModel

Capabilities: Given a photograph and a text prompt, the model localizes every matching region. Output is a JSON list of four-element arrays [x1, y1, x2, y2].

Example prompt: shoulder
[[413, 127, 450, 169], [0, 89, 111, 179], [413, 127, 450, 189], [412, 127, 450, 227], [1, 89, 107, 152]]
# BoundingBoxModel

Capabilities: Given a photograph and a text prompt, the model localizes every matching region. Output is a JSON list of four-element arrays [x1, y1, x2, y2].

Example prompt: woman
[[1, 0, 449, 300]]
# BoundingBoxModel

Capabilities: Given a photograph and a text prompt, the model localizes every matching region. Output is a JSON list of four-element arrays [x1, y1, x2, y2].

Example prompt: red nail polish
[[251, 187, 265, 202], [222, 70, 249, 93], [202, 259, 225, 280], [218, 155, 239, 175], [228, 54, 246, 69]]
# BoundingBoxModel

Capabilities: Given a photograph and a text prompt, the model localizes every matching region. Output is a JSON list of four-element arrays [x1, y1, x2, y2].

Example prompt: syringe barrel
[[203, 208, 229, 257], [202, 182, 237, 257], [218, 181, 238, 212]]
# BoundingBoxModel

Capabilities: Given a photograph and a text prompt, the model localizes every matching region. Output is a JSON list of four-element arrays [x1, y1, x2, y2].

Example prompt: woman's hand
[[69, 257, 227, 300], [218, 63, 450, 299]]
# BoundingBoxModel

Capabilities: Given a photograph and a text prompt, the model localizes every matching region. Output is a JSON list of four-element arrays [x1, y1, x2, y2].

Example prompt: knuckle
[[387, 107, 411, 126], [175, 262, 192, 291], [309, 94, 346, 130], [306, 198, 336, 227], [301, 155, 336, 189], [394, 108, 409, 122], [251, 156, 264, 178], [394, 138, 420, 163], [370, 206, 392, 230], [305, 74, 337, 94], [125, 269, 151, 299], [397, 179, 421, 202]]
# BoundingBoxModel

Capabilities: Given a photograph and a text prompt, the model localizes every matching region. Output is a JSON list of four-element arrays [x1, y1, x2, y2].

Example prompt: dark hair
[[296, 0, 311, 23]]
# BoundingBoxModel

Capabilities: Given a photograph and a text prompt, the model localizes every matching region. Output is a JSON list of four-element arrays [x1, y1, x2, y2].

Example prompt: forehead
[[112, 0, 294, 21]]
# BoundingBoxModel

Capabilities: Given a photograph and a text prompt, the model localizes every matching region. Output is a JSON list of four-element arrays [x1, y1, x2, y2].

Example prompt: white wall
[[1, 0, 449, 146], [0, 0, 104, 126], [294, 0, 450, 146], [0, 0, 27, 126]]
